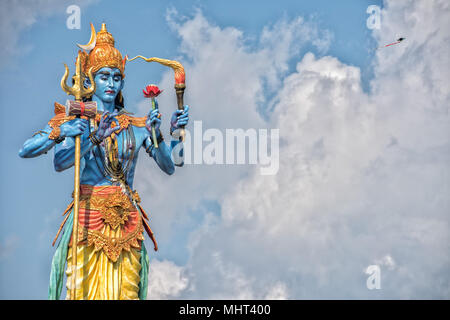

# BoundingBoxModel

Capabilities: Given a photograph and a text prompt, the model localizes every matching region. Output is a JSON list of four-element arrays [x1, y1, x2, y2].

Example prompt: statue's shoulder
[[48, 102, 75, 129]]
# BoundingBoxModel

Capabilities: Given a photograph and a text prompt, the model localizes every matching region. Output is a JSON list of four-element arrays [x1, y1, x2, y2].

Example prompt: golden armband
[[49, 127, 65, 144]]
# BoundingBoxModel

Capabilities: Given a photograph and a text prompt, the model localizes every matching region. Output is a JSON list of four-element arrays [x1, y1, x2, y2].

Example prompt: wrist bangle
[[49, 127, 65, 144], [54, 136, 65, 144], [89, 130, 102, 145], [145, 143, 153, 154]]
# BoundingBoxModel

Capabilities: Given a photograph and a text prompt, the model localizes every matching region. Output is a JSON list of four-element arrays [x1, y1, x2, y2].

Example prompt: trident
[[60, 51, 97, 300]]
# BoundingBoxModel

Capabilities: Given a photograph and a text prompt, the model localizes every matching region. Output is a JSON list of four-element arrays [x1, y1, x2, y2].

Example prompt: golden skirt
[[64, 185, 144, 300], [65, 227, 141, 300]]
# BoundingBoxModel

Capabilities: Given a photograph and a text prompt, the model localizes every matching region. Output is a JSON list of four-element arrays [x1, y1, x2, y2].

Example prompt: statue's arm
[[19, 119, 88, 158], [53, 126, 94, 172], [19, 125, 57, 158], [143, 134, 175, 175], [142, 103, 188, 172]]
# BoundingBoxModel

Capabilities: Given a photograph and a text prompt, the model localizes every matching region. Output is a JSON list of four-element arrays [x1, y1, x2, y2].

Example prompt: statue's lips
[[105, 90, 116, 94]]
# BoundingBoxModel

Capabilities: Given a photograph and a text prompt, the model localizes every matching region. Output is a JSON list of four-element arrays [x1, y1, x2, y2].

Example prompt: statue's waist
[[71, 184, 145, 262], [75, 184, 142, 230]]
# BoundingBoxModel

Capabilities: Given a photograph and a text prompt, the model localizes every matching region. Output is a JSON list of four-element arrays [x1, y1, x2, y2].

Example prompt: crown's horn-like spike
[[77, 23, 97, 51]]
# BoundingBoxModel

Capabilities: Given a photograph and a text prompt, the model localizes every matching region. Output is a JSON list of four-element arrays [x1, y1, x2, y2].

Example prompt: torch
[[127, 56, 186, 141]]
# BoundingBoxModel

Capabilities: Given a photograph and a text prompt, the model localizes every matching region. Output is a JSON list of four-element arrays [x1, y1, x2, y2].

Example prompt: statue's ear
[[119, 79, 125, 91]]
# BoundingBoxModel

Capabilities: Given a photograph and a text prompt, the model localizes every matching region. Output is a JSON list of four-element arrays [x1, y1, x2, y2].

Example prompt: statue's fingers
[[177, 116, 188, 124], [151, 117, 161, 125], [105, 126, 120, 137], [98, 113, 108, 125]]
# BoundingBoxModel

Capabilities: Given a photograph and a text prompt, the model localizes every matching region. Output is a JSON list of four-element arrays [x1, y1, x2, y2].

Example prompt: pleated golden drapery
[[63, 185, 145, 300], [65, 226, 141, 300]]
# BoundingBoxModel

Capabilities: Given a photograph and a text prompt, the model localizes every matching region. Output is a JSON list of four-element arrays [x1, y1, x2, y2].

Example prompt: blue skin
[[21, 67, 189, 189], [19, 120, 88, 158]]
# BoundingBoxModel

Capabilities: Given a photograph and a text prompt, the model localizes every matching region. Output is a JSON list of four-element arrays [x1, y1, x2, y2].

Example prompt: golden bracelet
[[48, 127, 61, 140]]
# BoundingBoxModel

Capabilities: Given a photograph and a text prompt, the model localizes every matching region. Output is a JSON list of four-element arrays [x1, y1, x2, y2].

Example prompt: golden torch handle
[[175, 83, 186, 142]]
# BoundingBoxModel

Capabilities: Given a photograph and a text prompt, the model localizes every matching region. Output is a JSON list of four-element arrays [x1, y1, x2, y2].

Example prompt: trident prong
[[61, 52, 96, 102]]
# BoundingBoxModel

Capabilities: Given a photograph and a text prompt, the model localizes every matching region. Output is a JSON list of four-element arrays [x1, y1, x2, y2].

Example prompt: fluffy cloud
[[134, 10, 331, 244], [0, 0, 96, 67], [147, 259, 188, 300], [140, 1, 449, 299]]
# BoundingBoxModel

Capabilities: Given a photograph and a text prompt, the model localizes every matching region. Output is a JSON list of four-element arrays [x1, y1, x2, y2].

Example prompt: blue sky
[[2, 0, 449, 300]]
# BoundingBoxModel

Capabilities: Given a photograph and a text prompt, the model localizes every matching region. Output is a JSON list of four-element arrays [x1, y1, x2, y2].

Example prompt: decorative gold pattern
[[47, 107, 146, 134], [48, 127, 61, 140], [78, 219, 144, 263], [79, 23, 126, 78], [53, 186, 158, 259], [79, 188, 136, 230], [48, 113, 75, 130], [54, 102, 66, 115], [74, 186, 146, 262]]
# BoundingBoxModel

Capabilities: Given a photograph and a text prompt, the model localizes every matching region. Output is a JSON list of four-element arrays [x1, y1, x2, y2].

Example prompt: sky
[[0, 0, 449, 299]]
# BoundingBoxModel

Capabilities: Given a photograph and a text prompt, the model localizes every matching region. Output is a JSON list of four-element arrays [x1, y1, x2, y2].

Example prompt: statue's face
[[92, 67, 124, 103]]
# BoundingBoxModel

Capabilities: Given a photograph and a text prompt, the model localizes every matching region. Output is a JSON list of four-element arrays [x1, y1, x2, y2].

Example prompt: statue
[[19, 23, 190, 300]]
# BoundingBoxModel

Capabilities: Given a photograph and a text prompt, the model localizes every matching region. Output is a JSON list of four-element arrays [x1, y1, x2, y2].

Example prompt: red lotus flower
[[143, 84, 163, 98]]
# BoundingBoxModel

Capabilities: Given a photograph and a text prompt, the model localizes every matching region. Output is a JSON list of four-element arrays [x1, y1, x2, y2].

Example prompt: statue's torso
[[80, 119, 149, 188]]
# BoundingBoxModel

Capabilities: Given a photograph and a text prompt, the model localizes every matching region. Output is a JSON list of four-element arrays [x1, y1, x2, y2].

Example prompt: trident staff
[[60, 52, 97, 300]]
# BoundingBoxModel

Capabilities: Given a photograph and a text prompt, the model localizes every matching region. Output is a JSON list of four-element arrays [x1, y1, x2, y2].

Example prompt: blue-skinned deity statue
[[19, 23, 189, 300]]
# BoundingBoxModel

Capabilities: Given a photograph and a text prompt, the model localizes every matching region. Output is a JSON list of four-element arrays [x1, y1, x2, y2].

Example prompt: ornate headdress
[[77, 23, 127, 78]]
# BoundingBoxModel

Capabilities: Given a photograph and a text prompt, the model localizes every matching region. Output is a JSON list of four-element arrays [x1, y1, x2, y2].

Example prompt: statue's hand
[[170, 105, 189, 133], [96, 111, 120, 141], [146, 100, 162, 134], [60, 119, 88, 138]]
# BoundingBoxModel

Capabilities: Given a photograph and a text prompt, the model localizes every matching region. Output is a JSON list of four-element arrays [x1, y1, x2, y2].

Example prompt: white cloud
[[265, 282, 289, 300], [147, 259, 188, 300], [139, 1, 449, 299], [134, 10, 330, 244], [375, 255, 396, 271], [0, 0, 96, 67]]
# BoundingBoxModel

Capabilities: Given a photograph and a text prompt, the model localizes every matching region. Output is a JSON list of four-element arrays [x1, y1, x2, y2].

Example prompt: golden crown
[[77, 23, 126, 78]]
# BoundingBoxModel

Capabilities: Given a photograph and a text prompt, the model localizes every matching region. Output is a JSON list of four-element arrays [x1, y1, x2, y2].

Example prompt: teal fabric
[[139, 243, 149, 300], [48, 210, 73, 300]]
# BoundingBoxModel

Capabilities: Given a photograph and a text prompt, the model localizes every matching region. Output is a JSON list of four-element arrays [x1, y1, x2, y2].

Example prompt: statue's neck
[[92, 95, 116, 113]]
